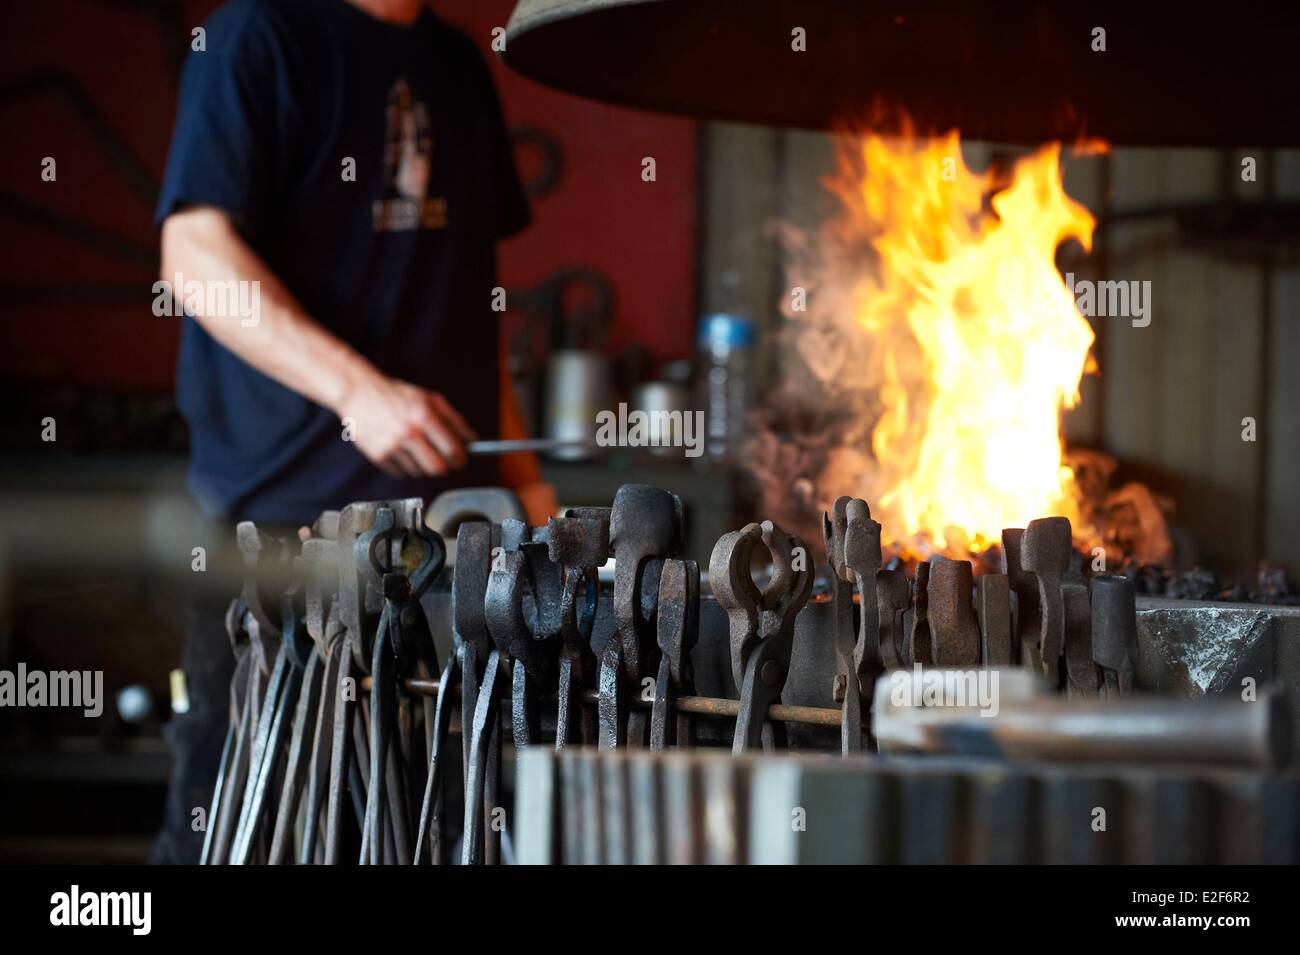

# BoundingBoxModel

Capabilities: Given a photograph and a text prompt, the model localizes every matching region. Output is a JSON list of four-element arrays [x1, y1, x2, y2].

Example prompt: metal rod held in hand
[[466, 438, 597, 456]]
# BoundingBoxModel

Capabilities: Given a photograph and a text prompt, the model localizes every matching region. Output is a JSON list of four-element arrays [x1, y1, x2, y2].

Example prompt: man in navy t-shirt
[[153, 0, 548, 861], [158, 0, 543, 523]]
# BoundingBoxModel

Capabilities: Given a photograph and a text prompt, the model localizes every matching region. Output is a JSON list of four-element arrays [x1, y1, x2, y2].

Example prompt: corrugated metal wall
[[702, 126, 1299, 581]]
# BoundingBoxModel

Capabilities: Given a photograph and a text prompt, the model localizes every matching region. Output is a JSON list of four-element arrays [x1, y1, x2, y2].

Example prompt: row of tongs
[[200, 484, 1136, 863]]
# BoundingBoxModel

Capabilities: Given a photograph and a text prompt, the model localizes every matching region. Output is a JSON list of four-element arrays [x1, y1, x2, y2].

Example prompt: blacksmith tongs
[[711, 520, 813, 754]]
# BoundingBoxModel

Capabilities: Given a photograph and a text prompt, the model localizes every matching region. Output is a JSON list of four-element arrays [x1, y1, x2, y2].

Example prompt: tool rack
[[205, 483, 1296, 865]]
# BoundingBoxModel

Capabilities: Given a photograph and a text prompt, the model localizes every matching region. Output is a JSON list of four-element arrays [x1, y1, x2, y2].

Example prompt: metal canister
[[544, 349, 608, 460], [630, 381, 692, 457]]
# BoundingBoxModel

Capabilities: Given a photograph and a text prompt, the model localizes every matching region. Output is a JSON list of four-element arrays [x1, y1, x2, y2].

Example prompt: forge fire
[[786, 122, 1099, 556]]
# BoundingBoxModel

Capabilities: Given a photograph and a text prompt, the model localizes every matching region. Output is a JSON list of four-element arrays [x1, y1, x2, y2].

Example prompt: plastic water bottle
[[698, 313, 754, 466]]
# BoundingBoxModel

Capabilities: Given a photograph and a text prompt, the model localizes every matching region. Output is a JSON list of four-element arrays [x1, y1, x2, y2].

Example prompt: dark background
[[0, 0, 700, 387]]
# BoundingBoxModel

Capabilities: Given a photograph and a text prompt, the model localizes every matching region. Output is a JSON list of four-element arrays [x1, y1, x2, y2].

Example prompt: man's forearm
[[160, 206, 372, 414], [160, 205, 475, 478]]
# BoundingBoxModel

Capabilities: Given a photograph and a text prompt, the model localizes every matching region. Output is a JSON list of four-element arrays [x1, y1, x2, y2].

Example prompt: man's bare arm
[[160, 206, 473, 476]]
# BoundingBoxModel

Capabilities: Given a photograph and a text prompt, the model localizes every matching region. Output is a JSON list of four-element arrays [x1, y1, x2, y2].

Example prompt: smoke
[[743, 167, 919, 555]]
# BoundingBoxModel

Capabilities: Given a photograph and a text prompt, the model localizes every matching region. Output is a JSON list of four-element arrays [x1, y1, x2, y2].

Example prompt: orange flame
[[824, 126, 1098, 554]]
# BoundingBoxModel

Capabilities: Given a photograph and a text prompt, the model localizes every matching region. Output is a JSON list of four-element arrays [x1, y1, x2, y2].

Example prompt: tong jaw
[[926, 556, 981, 666], [548, 512, 611, 580], [485, 519, 566, 749], [358, 504, 445, 599], [842, 505, 884, 682], [485, 545, 536, 668], [610, 485, 684, 682], [821, 496, 883, 752], [547, 510, 611, 660], [711, 520, 813, 754], [1021, 516, 1072, 677], [339, 499, 425, 670], [452, 522, 496, 659], [876, 569, 911, 670], [548, 510, 612, 749], [599, 485, 683, 748], [301, 537, 338, 656], [822, 504, 855, 713], [711, 524, 762, 689], [236, 521, 288, 657], [649, 557, 700, 750], [1091, 574, 1138, 697]]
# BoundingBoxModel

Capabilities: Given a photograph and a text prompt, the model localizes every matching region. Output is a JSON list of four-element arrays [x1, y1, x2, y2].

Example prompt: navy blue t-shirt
[[156, 0, 529, 524]]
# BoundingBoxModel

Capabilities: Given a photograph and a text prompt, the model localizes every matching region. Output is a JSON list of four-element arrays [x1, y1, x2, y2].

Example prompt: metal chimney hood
[[502, 0, 1300, 146]]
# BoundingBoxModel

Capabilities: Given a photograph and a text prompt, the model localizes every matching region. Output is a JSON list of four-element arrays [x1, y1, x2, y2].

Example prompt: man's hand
[[337, 372, 476, 478], [163, 207, 480, 480]]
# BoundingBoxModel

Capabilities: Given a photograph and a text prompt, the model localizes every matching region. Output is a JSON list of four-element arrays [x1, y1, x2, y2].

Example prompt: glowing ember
[[820, 125, 1098, 554]]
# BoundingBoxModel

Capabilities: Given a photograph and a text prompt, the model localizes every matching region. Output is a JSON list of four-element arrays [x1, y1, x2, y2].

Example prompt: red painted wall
[[0, 0, 699, 389], [432, 0, 699, 361]]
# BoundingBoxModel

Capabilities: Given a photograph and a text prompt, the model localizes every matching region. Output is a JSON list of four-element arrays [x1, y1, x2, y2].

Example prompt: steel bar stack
[[516, 749, 1300, 864]]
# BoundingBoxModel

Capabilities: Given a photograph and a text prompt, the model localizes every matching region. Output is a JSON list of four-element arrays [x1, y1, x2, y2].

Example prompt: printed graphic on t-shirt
[[372, 78, 448, 232]]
